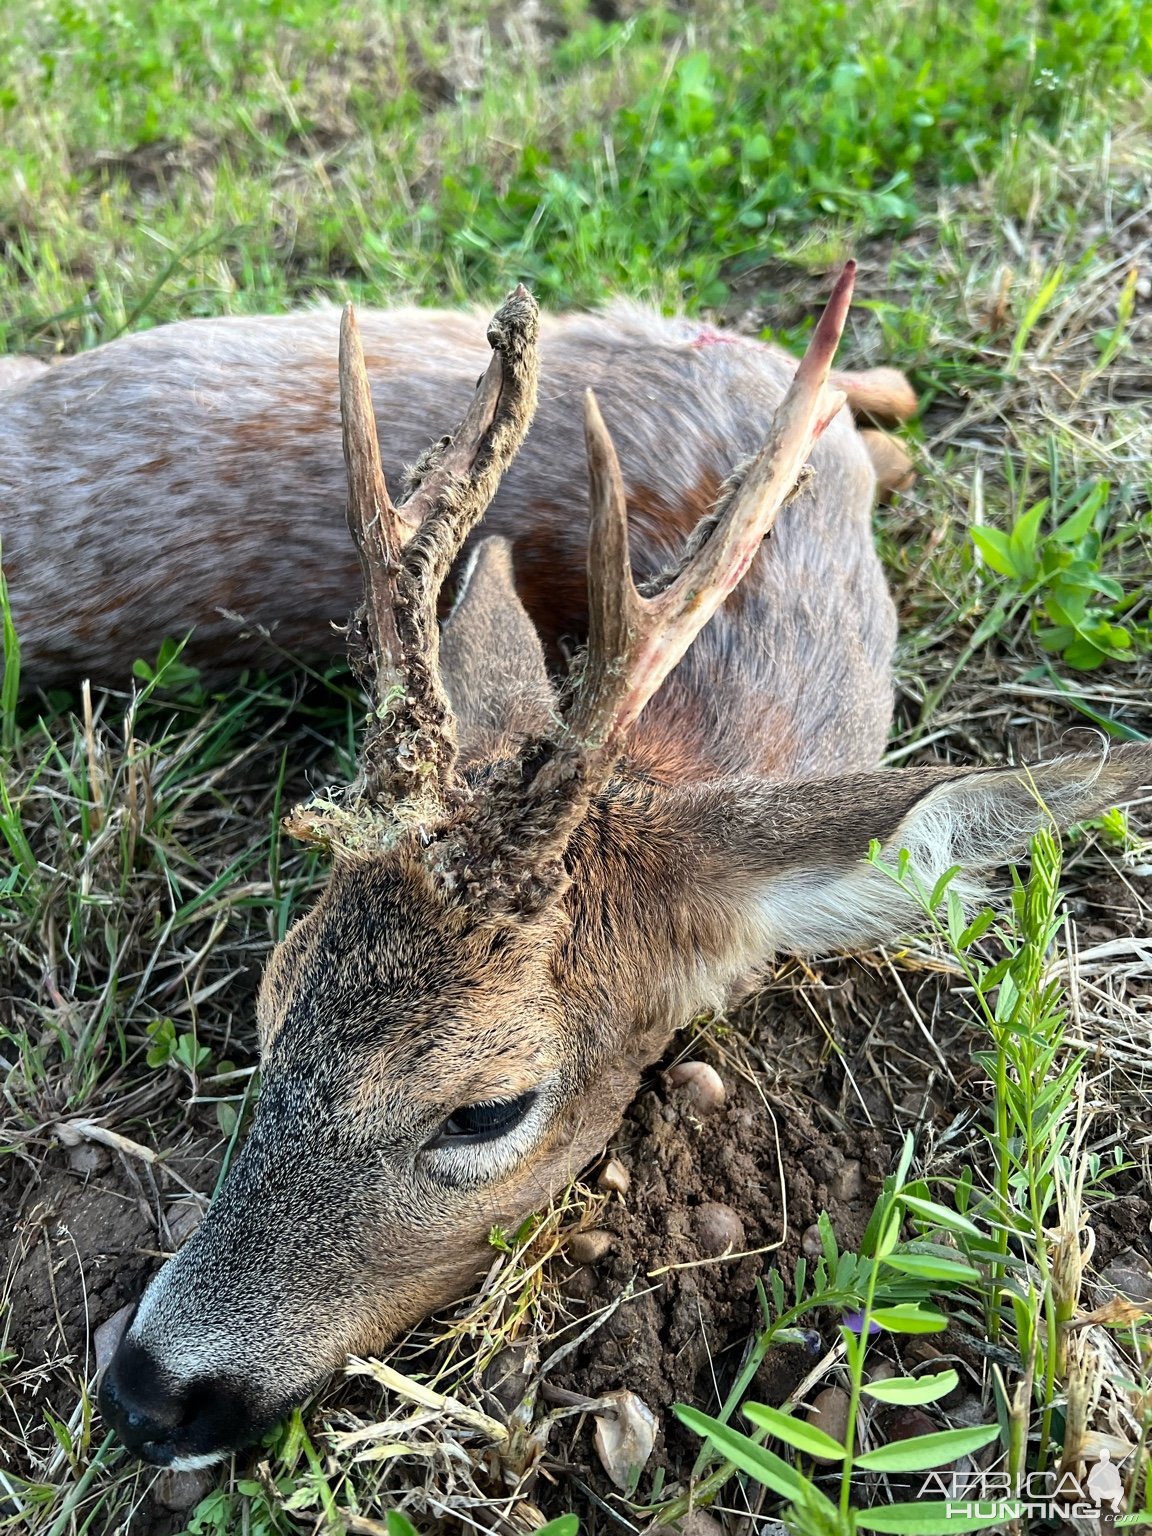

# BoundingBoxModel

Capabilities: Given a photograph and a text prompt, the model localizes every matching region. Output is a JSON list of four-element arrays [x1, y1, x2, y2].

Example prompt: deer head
[[99, 274, 1151, 1468]]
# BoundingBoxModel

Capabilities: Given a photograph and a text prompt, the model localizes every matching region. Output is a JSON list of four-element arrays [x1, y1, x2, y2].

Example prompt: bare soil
[[548, 1024, 891, 1502]]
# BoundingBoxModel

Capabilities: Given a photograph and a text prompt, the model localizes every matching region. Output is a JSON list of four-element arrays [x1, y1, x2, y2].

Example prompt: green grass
[[2, 1, 1152, 1533], [1, 0, 1150, 340]]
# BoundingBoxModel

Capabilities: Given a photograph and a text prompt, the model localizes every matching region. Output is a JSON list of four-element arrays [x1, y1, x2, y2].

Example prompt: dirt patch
[[5, 1163, 155, 1377], [547, 1043, 890, 1496], [1, 1113, 224, 1534], [3, 1122, 222, 1381]]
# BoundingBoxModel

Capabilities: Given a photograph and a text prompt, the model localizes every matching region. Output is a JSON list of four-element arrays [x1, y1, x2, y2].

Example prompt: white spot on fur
[[167, 1449, 228, 1471]]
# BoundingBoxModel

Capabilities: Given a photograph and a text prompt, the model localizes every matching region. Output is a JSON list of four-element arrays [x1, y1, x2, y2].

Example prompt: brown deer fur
[[1, 287, 1144, 1470]]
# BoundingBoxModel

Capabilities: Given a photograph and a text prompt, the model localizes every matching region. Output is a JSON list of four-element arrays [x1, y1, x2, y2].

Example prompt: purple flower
[[842, 1310, 882, 1336]]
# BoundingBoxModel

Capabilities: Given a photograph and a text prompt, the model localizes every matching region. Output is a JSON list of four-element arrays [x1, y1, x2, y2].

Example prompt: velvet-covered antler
[[284, 286, 540, 848]]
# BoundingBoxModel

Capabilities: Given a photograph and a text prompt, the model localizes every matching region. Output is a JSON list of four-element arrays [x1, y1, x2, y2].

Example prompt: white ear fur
[[750, 750, 1144, 958]]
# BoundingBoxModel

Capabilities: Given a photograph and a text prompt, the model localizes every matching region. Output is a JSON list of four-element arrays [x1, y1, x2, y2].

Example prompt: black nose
[[99, 1333, 255, 1465]]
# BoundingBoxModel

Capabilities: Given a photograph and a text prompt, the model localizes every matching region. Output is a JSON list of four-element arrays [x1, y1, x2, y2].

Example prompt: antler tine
[[344, 286, 541, 815], [340, 303, 406, 702], [567, 389, 644, 748], [398, 284, 540, 600], [566, 261, 856, 780]]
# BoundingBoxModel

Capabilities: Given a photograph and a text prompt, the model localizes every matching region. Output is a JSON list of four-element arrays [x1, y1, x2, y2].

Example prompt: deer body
[[7, 287, 1143, 1471], [2, 302, 898, 783]]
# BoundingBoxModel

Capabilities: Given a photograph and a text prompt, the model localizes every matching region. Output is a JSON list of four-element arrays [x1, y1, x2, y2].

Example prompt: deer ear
[[673, 745, 1152, 961], [441, 536, 555, 761]]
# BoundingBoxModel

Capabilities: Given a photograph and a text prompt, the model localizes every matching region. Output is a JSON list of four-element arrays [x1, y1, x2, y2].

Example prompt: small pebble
[[563, 1266, 597, 1305], [482, 1341, 533, 1415], [568, 1229, 614, 1265], [947, 1394, 989, 1429], [667, 1061, 727, 1114], [153, 1468, 215, 1513], [593, 1389, 658, 1490], [866, 1358, 897, 1384], [1100, 1248, 1152, 1305], [166, 1201, 206, 1247], [828, 1159, 863, 1203], [879, 1406, 940, 1444], [667, 1512, 724, 1536], [598, 1158, 631, 1196], [691, 1202, 744, 1256], [94, 1303, 133, 1378], [806, 1386, 851, 1461], [801, 1223, 823, 1257], [67, 1142, 111, 1176]]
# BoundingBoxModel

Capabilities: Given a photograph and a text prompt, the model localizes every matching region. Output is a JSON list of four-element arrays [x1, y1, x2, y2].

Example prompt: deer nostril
[[99, 1332, 261, 1465], [98, 1336, 191, 1457]]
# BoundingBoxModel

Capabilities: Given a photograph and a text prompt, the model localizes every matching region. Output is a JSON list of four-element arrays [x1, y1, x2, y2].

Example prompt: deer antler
[[453, 262, 859, 912], [564, 260, 855, 789], [285, 286, 540, 847]]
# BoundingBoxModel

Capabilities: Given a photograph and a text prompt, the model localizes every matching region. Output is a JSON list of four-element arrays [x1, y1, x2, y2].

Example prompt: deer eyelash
[[421, 1090, 553, 1184], [428, 1090, 538, 1146]]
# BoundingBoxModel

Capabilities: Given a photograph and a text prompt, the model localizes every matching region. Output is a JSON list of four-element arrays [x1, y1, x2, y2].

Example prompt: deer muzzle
[[98, 1325, 273, 1468]]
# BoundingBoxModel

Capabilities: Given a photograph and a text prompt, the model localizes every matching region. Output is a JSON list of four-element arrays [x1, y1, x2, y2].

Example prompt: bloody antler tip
[[796, 263, 855, 384]]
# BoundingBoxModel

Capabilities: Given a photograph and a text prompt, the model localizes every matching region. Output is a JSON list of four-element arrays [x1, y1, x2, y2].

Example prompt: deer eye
[[428, 1091, 536, 1148]]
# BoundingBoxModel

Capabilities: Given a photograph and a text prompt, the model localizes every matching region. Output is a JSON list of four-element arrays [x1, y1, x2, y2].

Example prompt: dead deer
[[14, 273, 1144, 1469]]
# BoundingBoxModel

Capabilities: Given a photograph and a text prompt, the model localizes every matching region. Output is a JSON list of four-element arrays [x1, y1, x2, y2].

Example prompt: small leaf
[[869, 1304, 948, 1334], [387, 1513, 422, 1536], [1063, 636, 1108, 670], [874, 1207, 903, 1262], [958, 908, 996, 949], [674, 1405, 810, 1505], [861, 1369, 959, 1406], [899, 1196, 982, 1240], [770, 1266, 786, 1315], [743, 1401, 846, 1460], [1006, 499, 1047, 578], [535, 1519, 580, 1536], [893, 1131, 916, 1189], [946, 888, 965, 949], [1052, 480, 1107, 542], [928, 864, 962, 911], [856, 1422, 998, 1472], [882, 1252, 982, 1284], [969, 526, 1015, 577], [818, 1209, 839, 1269], [856, 1500, 1022, 1534]]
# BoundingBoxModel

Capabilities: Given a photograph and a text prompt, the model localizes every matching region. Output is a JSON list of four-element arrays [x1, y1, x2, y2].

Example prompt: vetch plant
[[675, 1137, 1009, 1535], [673, 820, 1151, 1527]]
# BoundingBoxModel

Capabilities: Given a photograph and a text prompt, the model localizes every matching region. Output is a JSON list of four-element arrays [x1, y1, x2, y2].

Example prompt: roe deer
[[8, 274, 1144, 1469]]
